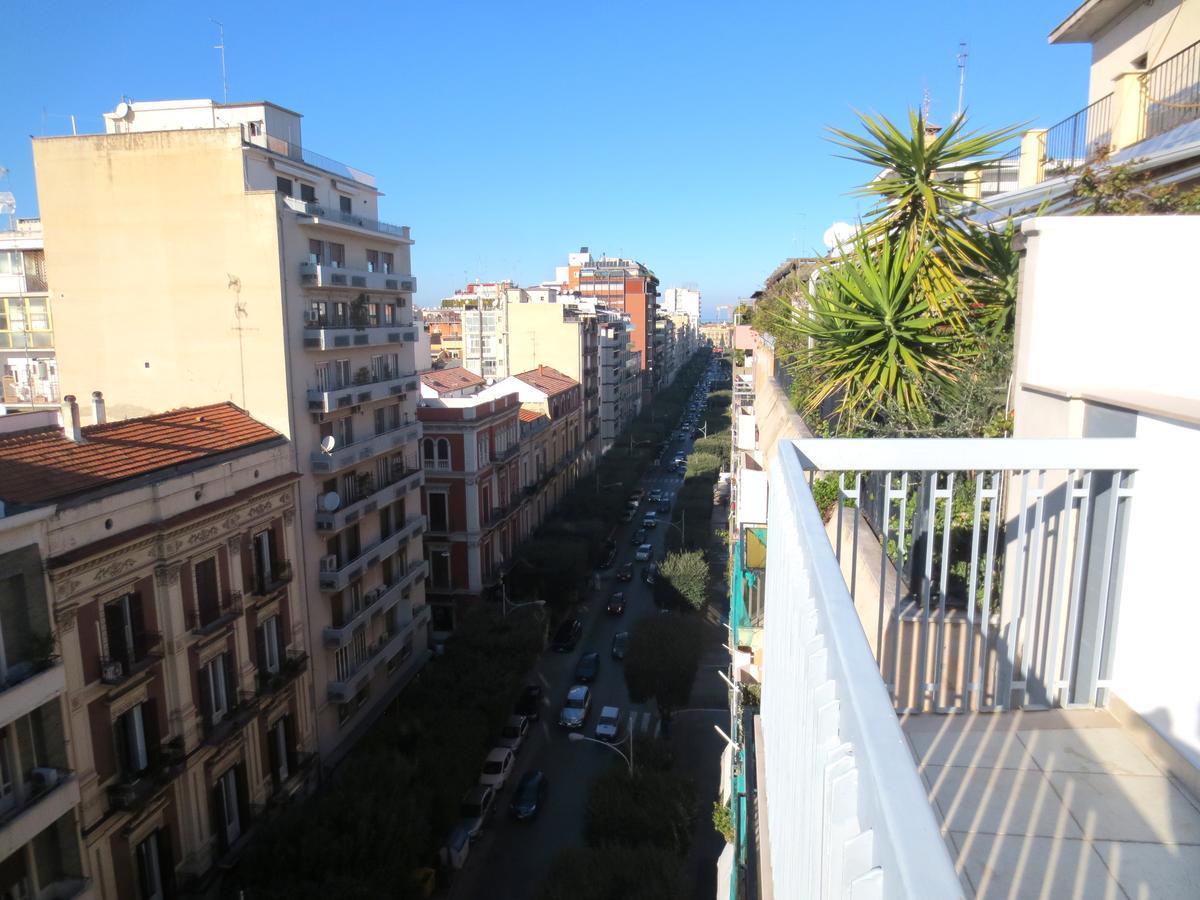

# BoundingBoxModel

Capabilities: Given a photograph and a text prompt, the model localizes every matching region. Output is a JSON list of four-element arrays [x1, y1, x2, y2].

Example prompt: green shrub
[[712, 801, 735, 843], [685, 452, 722, 480], [584, 765, 697, 856], [656, 550, 709, 612]]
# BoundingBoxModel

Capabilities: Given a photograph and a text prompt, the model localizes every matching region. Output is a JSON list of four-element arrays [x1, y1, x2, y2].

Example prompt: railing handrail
[[283, 196, 408, 237], [249, 130, 376, 188], [767, 443, 961, 898], [789, 437, 1142, 472]]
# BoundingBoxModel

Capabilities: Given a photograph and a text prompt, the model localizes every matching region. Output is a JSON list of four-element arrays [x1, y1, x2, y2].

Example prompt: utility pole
[[956, 42, 968, 121], [212, 20, 229, 104]]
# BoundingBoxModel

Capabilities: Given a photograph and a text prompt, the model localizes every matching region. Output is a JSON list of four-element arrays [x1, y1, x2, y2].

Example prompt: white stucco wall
[[1084, 0, 1200, 105], [1013, 214, 1200, 768]]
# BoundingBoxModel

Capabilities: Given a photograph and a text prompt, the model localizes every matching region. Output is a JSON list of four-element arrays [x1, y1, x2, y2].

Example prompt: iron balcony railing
[[978, 145, 1021, 197], [249, 129, 376, 188], [1042, 93, 1114, 177], [283, 196, 409, 239], [1142, 37, 1200, 142]]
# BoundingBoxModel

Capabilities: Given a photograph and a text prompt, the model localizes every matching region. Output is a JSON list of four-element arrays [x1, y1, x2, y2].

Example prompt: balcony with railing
[[302, 317, 418, 352], [256, 648, 309, 697], [306, 369, 419, 414], [0, 660, 65, 729], [753, 437, 1200, 900], [314, 466, 423, 533], [327, 604, 431, 702], [322, 560, 428, 649], [106, 738, 185, 814], [245, 129, 377, 188], [246, 559, 293, 601], [318, 515, 425, 593], [99, 631, 164, 690], [187, 592, 243, 638], [311, 420, 421, 474], [1142, 38, 1200, 143], [299, 261, 417, 295], [201, 690, 260, 749], [282, 195, 411, 241], [0, 768, 80, 862]]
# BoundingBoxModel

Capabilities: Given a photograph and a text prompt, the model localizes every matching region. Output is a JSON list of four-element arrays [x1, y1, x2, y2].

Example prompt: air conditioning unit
[[319, 555, 339, 573], [304, 310, 321, 324], [101, 660, 124, 683], [31, 767, 60, 789]]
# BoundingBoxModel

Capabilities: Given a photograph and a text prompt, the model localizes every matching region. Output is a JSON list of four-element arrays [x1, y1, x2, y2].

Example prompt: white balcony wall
[[1013, 215, 1200, 770], [762, 443, 959, 900]]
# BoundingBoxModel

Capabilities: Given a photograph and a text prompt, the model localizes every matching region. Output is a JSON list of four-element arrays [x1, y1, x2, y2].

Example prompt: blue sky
[[4, 1, 1089, 317]]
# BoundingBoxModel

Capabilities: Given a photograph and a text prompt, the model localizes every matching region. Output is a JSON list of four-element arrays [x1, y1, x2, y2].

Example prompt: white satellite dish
[[320, 435, 336, 454], [114, 101, 131, 120], [320, 492, 341, 512], [823, 221, 856, 250]]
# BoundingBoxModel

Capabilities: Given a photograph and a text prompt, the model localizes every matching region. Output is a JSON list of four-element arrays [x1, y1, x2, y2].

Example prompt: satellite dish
[[114, 101, 131, 120], [823, 221, 856, 250], [320, 435, 336, 454], [320, 492, 341, 512]]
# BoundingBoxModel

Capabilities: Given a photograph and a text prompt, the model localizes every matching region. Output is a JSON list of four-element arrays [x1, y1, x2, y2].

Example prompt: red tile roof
[[0, 402, 283, 506], [420, 368, 485, 394], [518, 409, 547, 424], [513, 365, 579, 397]]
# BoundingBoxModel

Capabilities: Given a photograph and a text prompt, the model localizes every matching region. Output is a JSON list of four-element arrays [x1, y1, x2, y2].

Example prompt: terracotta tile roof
[[420, 368, 485, 394], [513, 365, 579, 397], [0, 402, 283, 507], [518, 409, 547, 424]]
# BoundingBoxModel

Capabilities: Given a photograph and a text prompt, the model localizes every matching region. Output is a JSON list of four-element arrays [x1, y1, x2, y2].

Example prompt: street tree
[[656, 550, 709, 611], [623, 615, 703, 735]]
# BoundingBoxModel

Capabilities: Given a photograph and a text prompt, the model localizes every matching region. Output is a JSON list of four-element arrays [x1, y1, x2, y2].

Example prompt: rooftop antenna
[[212, 19, 228, 104], [956, 42, 968, 121]]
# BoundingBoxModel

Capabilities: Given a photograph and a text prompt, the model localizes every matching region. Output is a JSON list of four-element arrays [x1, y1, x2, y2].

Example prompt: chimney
[[91, 390, 107, 425], [62, 395, 82, 442]]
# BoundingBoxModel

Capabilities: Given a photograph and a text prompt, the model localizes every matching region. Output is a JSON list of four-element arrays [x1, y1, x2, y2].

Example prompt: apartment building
[[0, 401, 316, 899], [562, 249, 658, 401], [597, 315, 641, 450], [0, 218, 57, 410], [31, 98, 428, 761], [505, 299, 600, 472], [654, 311, 697, 391], [417, 393, 523, 632], [421, 309, 464, 367], [443, 282, 515, 379], [660, 287, 701, 322]]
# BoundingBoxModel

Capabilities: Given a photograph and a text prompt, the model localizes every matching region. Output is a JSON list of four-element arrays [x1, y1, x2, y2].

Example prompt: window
[[102, 592, 146, 675], [374, 408, 386, 436], [427, 493, 449, 533], [214, 767, 243, 850], [315, 363, 331, 392], [194, 557, 221, 628], [115, 701, 157, 779], [382, 251, 395, 274], [329, 243, 346, 268], [267, 716, 294, 791], [345, 524, 361, 561], [0, 251, 21, 276], [252, 528, 278, 594], [367, 302, 380, 326], [308, 240, 324, 266], [370, 354, 385, 381], [388, 405, 401, 430], [428, 548, 452, 589], [379, 504, 393, 540], [26, 299, 48, 331], [257, 615, 281, 675], [331, 301, 349, 326], [336, 415, 354, 447], [339, 195, 352, 213], [309, 299, 327, 324], [136, 829, 171, 900], [382, 303, 396, 325], [366, 249, 380, 273], [199, 653, 234, 730], [299, 183, 316, 203], [334, 359, 351, 388], [275, 176, 293, 196], [0, 727, 14, 817]]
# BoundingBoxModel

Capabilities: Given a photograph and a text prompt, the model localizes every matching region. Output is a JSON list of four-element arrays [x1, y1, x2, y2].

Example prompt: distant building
[[0, 217, 57, 410], [420, 367, 485, 399], [421, 308, 464, 366], [661, 287, 701, 322]]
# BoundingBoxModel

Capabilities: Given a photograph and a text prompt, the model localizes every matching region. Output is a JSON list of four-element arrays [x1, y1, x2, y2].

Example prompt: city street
[[450, 391, 726, 899]]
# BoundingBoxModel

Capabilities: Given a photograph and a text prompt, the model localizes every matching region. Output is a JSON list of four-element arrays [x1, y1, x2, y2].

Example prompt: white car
[[595, 706, 621, 743], [635, 543, 653, 561], [479, 747, 515, 790], [499, 714, 530, 753]]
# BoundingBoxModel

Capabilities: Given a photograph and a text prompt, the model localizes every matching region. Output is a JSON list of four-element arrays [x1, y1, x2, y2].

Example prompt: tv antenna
[[228, 275, 255, 410], [956, 42, 968, 120], [212, 20, 228, 103]]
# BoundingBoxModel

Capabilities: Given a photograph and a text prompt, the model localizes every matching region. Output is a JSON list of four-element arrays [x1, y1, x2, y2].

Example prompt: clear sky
[[4, 1, 1090, 318]]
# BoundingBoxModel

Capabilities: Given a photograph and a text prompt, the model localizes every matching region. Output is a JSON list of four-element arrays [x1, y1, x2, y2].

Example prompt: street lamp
[[499, 572, 546, 618], [567, 731, 634, 776]]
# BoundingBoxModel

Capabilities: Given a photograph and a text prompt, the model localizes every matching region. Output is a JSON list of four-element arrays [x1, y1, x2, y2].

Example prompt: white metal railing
[[790, 438, 1139, 714], [764, 443, 961, 899]]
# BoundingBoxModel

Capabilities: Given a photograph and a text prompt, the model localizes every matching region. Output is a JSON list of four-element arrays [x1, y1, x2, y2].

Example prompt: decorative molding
[[154, 564, 182, 588], [186, 525, 220, 548], [226, 536, 242, 554], [282, 510, 295, 526]]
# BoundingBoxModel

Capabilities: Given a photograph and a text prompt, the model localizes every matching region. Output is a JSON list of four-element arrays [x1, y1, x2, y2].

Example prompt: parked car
[[509, 770, 548, 821], [647, 489, 662, 503], [479, 747, 516, 791], [459, 784, 496, 840], [499, 714, 530, 752], [440, 824, 471, 870], [611, 631, 629, 660], [635, 543, 653, 561], [642, 562, 658, 585], [606, 592, 626, 615], [559, 684, 591, 728], [630, 527, 646, 545], [575, 651, 600, 683], [595, 706, 622, 743], [551, 618, 583, 652], [616, 562, 633, 582], [515, 684, 543, 720]]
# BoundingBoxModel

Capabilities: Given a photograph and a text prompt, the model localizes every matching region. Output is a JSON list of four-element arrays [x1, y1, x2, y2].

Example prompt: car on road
[[575, 651, 600, 683], [479, 747, 516, 790], [499, 714, 530, 752], [630, 487, 645, 501], [620, 508, 635, 523], [551, 618, 583, 652], [606, 592, 626, 615], [515, 684, 543, 720], [630, 527, 646, 545], [459, 784, 496, 840], [559, 684, 591, 728], [611, 631, 629, 659], [642, 511, 657, 528], [616, 562, 633, 582], [635, 543, 653, 561], [647, 489, 662, 503], [595, 706, 622, 742], [642, 561, 658, 585], [509, 770, 548, 822]]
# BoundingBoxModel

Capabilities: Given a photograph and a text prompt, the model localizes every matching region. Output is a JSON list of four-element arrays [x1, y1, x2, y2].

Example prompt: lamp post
[[567, 729, 634, 776], [499, 572, 545, 618]]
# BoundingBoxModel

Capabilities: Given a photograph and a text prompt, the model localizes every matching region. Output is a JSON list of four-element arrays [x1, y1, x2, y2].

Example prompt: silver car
[[558, 684, 591, 728]]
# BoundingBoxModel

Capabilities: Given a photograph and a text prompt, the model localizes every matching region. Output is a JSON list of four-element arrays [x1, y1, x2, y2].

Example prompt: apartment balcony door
[[0, 727, 14, 818], [136, 828, 173, 900], [216, 767, 242, 849]]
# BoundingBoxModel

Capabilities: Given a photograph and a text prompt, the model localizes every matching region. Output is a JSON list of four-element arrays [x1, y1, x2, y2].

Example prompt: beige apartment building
[[31, 98, 429, 762]]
